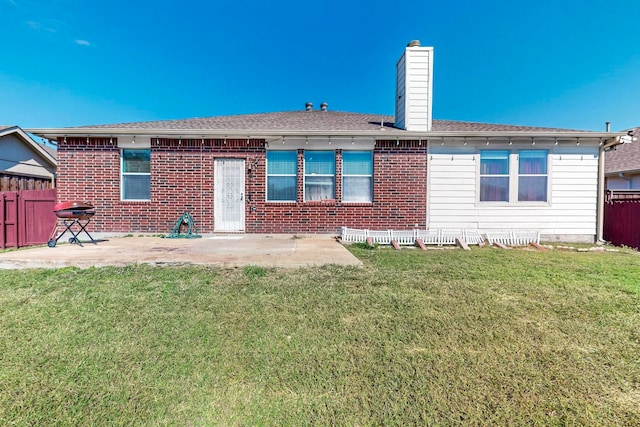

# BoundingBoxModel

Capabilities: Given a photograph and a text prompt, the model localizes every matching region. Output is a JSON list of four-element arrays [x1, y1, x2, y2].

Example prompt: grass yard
[[0, 246, 639, 425]]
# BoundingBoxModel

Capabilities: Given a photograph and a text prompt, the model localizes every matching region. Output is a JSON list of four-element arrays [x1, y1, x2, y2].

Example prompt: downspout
[[596, 135, 623, 243], [425, 139, 430, 230]]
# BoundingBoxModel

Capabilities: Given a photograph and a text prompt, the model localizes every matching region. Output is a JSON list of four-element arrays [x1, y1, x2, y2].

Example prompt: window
[[267, 151, 297, 201], [480, 150, 509, 202], [479, 150, 548, 203], [304, 151, 335, 201], [342, 151, 373, 202], [518, 150, 548, 201], [121, 149, 151, 200]]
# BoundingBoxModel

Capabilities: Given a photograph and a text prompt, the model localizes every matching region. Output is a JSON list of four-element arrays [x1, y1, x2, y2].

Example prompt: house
[[0, 126, 57, 191], [605, 126, 640, 191], [28, 41, 629, 243]]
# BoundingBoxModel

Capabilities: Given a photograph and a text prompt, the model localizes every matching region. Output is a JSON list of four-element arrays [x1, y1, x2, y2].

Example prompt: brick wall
[[56, 137, 427, 234]]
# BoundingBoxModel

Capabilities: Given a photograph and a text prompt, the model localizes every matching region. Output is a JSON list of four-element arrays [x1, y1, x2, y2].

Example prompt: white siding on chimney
[[395, 45, 433, 131], [394, 55, 407, 130]]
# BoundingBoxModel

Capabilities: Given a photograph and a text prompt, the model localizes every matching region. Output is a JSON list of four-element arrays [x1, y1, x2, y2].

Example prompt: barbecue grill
[[48, 201, 97, 247]]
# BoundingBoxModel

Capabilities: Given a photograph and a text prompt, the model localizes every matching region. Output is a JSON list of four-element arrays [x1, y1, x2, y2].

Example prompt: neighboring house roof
[[29, 111, 619, 140], [0, 125, 57, 167], [40, 144, 57, 160], [605, 127, 640, 175]]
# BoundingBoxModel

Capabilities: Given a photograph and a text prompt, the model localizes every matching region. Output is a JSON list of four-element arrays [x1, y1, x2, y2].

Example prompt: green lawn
[[1, 246, 639, 425]]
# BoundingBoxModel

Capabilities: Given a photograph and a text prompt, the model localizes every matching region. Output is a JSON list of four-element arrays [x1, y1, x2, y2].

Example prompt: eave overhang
[[25, 127, 627, 143]]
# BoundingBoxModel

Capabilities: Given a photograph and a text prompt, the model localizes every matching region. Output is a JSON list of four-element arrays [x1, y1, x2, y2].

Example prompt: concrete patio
[[0, 234, 362, 269]]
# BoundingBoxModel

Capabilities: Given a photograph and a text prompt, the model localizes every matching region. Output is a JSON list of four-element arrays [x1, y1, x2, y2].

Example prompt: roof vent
[[407, 40, 421, 47], [305, 102, 313, 111], [320, 102, 328, 111]]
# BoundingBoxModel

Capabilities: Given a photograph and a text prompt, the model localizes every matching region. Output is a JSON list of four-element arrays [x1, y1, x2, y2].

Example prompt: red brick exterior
[[56, 137, 427, 234]]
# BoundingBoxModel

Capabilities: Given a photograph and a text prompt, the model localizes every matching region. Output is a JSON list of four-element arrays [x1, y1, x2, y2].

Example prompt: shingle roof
[[605, 127, 640, 174], [40, 144, 57, 160], [69, 111, 583, 133], [431, 119, 580, 132]]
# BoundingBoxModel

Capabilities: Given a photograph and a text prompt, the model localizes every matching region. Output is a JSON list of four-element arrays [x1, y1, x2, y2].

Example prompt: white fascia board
[[25, 127, 626, 143]]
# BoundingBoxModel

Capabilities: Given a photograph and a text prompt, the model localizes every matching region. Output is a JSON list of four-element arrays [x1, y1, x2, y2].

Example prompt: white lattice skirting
[[341, 227, 540, 247], [485, 230, 540, 246]]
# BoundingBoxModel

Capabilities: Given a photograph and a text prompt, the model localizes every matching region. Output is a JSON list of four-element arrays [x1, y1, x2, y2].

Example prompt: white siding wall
[[427, 144, 599, 239]]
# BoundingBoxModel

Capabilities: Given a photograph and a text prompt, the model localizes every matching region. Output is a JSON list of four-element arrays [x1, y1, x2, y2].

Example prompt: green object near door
[[165, 212, 202, 239]]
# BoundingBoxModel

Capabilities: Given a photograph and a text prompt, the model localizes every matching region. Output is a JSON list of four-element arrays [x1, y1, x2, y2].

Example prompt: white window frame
[[304, 151, 335, 201], [266, 150, 298, 202], [478, 149, 550, 205], [121, 149, 151, 201], [342, 150, 373, 203], [479, 150, 510, 203], [517, 150, 549, 202]]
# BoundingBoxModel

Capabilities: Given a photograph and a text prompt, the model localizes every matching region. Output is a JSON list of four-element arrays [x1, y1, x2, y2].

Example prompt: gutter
[[25, 127, 624, 140]]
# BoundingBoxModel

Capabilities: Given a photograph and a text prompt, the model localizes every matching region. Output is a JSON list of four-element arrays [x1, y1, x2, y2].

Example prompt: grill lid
[[54, 201, 94, 212]]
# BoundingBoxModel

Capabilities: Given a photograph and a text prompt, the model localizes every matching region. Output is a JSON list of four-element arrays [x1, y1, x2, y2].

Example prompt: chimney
[[394, 40, 434, 131], [305, 102, 313, 111], [320, 102, 328, 111]]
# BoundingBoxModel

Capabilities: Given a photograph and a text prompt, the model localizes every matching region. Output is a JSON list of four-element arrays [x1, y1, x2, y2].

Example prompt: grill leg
[[48, 219, 78, 248], [64, 219, 82, 246], [76, 219, 97, 244]]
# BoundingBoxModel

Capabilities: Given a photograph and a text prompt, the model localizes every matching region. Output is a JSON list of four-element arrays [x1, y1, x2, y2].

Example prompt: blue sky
[[1, 0, 639, 132]]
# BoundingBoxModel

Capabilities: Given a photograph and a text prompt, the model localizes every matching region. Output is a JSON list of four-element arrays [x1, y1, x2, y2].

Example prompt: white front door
[[214, 158, 245, 232]]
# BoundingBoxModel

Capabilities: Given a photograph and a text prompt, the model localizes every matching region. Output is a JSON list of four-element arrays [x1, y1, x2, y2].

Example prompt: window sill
[[305, 199, 337, 205], [341, 201, 373, 206], [477, 201, 551, 207]]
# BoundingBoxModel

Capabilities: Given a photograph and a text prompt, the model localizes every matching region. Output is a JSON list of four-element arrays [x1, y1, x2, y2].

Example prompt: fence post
[[16, 191, 23, 248], [0, 193, 5, 250]]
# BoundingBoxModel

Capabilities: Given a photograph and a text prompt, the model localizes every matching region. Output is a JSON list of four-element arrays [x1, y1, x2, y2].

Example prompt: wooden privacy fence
[[0, 189, 57, 249], [0, 173, 54, 191], [604, 199, 640, 249]]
